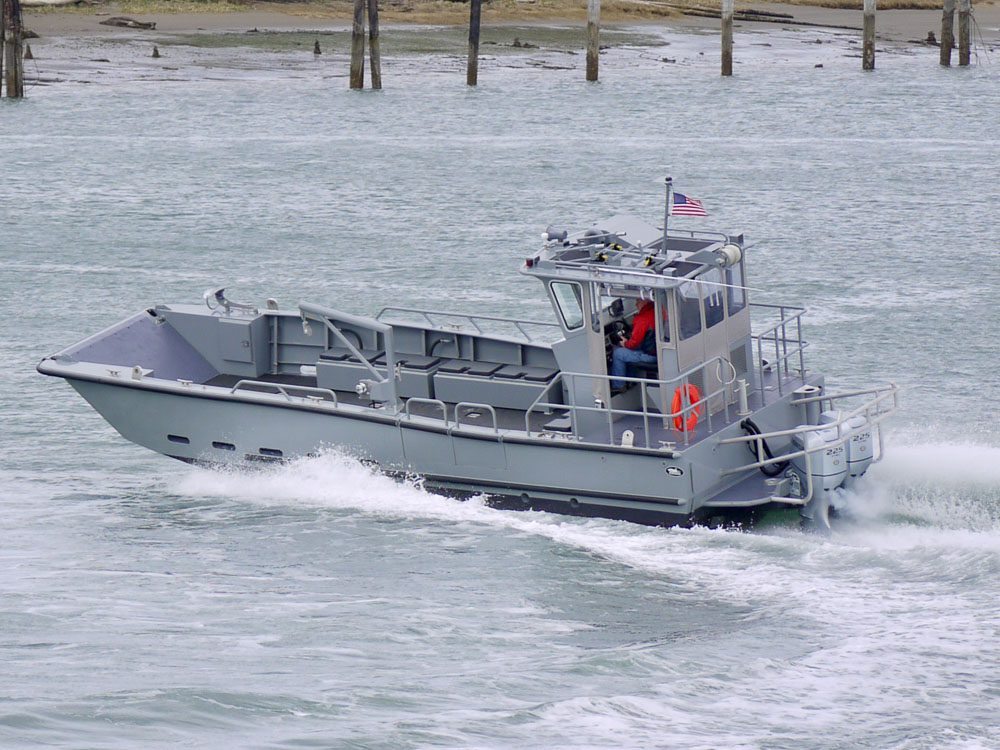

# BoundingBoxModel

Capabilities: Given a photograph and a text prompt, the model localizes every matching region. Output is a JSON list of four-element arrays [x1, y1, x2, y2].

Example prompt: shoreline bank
[[22, 1, 1000, 44]]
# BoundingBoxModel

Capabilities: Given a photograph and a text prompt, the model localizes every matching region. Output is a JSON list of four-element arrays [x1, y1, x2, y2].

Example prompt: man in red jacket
[[610, 298, 658, 390]]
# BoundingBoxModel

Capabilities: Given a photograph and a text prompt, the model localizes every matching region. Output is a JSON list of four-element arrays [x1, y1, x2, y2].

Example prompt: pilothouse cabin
[[526, 213, 754, 435]]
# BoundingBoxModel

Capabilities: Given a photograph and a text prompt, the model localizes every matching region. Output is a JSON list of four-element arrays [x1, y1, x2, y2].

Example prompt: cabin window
[[656, 290, 673, 345], [727, 263, 747, 315], [704, 293, 725, 328], [212, 441, 236, 451], [699, 269, 725, 328], [551, 282, 584, 330], [167, 434, 190, 445], [677, 284, 702, 341]]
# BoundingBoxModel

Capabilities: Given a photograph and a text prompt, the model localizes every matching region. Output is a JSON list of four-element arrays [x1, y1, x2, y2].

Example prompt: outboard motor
[[819, 410, 873, 486], [791, 425, 848, 530]]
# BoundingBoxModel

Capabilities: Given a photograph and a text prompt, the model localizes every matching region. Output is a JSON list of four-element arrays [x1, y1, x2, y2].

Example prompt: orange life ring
[[671, 384, 702, 432]]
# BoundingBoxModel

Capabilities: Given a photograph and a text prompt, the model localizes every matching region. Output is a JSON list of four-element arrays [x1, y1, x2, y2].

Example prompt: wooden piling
[[586, 0, 599, 82], [2, 0, 25, 98], [940, 0, 955, 65], [721, 0, 733, 76], [957, 0, 970, 65], [349, 0, 365, 89], [862, 0, 876, 71], [367, 0, 381, 89], [466, 0, 481, 86]]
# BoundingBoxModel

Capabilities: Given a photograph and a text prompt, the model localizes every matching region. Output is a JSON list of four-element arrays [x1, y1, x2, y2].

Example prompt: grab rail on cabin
[[749, 303, 808, 404], [523, 355, 733, 450], [375, 306, 560, 343], [229, 380, 339, 407]]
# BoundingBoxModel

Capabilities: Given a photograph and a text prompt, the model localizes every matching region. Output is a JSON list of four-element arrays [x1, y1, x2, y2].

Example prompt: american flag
[[672, 192, 708, 217]]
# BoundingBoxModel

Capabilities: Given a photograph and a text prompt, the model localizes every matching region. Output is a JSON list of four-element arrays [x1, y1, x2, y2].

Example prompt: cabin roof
[[521, 213, 740, 292]]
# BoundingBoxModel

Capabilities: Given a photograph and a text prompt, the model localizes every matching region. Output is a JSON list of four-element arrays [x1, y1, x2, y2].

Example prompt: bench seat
[[314, 350, 563, 410], [316, 351, 441, 398], [434, 361, 562, 411]]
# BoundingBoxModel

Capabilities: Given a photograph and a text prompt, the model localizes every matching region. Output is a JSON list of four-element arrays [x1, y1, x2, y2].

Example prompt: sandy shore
[[20, 0, 1000, 44]]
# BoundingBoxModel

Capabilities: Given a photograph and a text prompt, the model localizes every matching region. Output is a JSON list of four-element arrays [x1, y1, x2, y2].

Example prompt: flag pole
[[662, 175, 673, 253]]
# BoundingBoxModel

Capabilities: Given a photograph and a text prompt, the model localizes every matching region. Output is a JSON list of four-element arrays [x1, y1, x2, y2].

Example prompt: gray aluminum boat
[[38, 181, 898, 529]]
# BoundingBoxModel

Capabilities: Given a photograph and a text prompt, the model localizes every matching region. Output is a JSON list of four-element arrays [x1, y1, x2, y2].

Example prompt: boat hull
[[66, 377, 711, 526]]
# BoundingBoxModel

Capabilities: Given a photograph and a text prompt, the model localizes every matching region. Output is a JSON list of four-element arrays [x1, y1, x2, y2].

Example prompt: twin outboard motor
[[819, 410, 873, 485], [791, 425, 848, 500], [790, 408, 873, 528]]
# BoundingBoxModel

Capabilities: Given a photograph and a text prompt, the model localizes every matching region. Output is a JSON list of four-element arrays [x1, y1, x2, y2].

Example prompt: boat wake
[[169, 438, 1000, 586]]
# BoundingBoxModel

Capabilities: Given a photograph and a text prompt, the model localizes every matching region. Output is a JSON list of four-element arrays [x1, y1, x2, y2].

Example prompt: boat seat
[[319, 347, 384, 363], [316, 351, 439, 398], [372, 353, 440, 371], [434, 361, 562, 411], [494, 365, 559, 383], [437, 359, 471, 374], [436, 359, 504, 377]]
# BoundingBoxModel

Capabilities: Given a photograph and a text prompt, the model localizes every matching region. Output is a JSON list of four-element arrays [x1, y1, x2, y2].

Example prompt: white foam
[[168, 444, 1000, 623], [872, 441, 1000, 488]]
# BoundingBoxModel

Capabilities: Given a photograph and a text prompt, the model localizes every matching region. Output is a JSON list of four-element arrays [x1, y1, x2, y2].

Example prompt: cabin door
[[675, 282, 705, 380], [700, 270, 731, 413], [673, 279, 730, 417]]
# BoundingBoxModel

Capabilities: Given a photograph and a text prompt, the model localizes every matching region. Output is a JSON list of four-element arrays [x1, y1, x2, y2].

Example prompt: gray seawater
[[2, 23, 999, 749]]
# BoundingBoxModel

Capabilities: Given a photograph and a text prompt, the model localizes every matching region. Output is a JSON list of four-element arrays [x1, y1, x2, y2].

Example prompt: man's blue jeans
[[610, 346, 657, 389]]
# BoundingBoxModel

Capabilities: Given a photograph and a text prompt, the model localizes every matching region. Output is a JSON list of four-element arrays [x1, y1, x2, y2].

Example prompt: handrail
[[558, 225, 730, 245], [299, 302, 400, 411], [375, 306, 560, 343], [524, 354, 733, 449], [455, 402, 499, 434], [717, 383, 899, 477], [300, 302, 393, 383], [230, 379, 339, 407], [750, 304, 809, 401], [752, 304, 807, 340], [404, 397, 448, 425]]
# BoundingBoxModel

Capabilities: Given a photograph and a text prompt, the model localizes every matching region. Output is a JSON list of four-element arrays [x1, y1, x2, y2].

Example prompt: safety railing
[[717, 383, 900, 504], [557, 226, 730, 247], [456, 402, 499, 434], [401, 397, 500, 435], [750, 303, 808, 404], [230, 380, 339, 406], [376, 306, 561, 343], [523, 355, 736, 450], [404, 397, 448, 423]]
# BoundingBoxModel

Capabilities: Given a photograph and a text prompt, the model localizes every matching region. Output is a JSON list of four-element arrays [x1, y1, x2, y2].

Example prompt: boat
[[37, 180, 898, 530]]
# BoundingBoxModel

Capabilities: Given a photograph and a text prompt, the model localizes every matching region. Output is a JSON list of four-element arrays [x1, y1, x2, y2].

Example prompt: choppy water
[[2, 23, 999, 749]]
